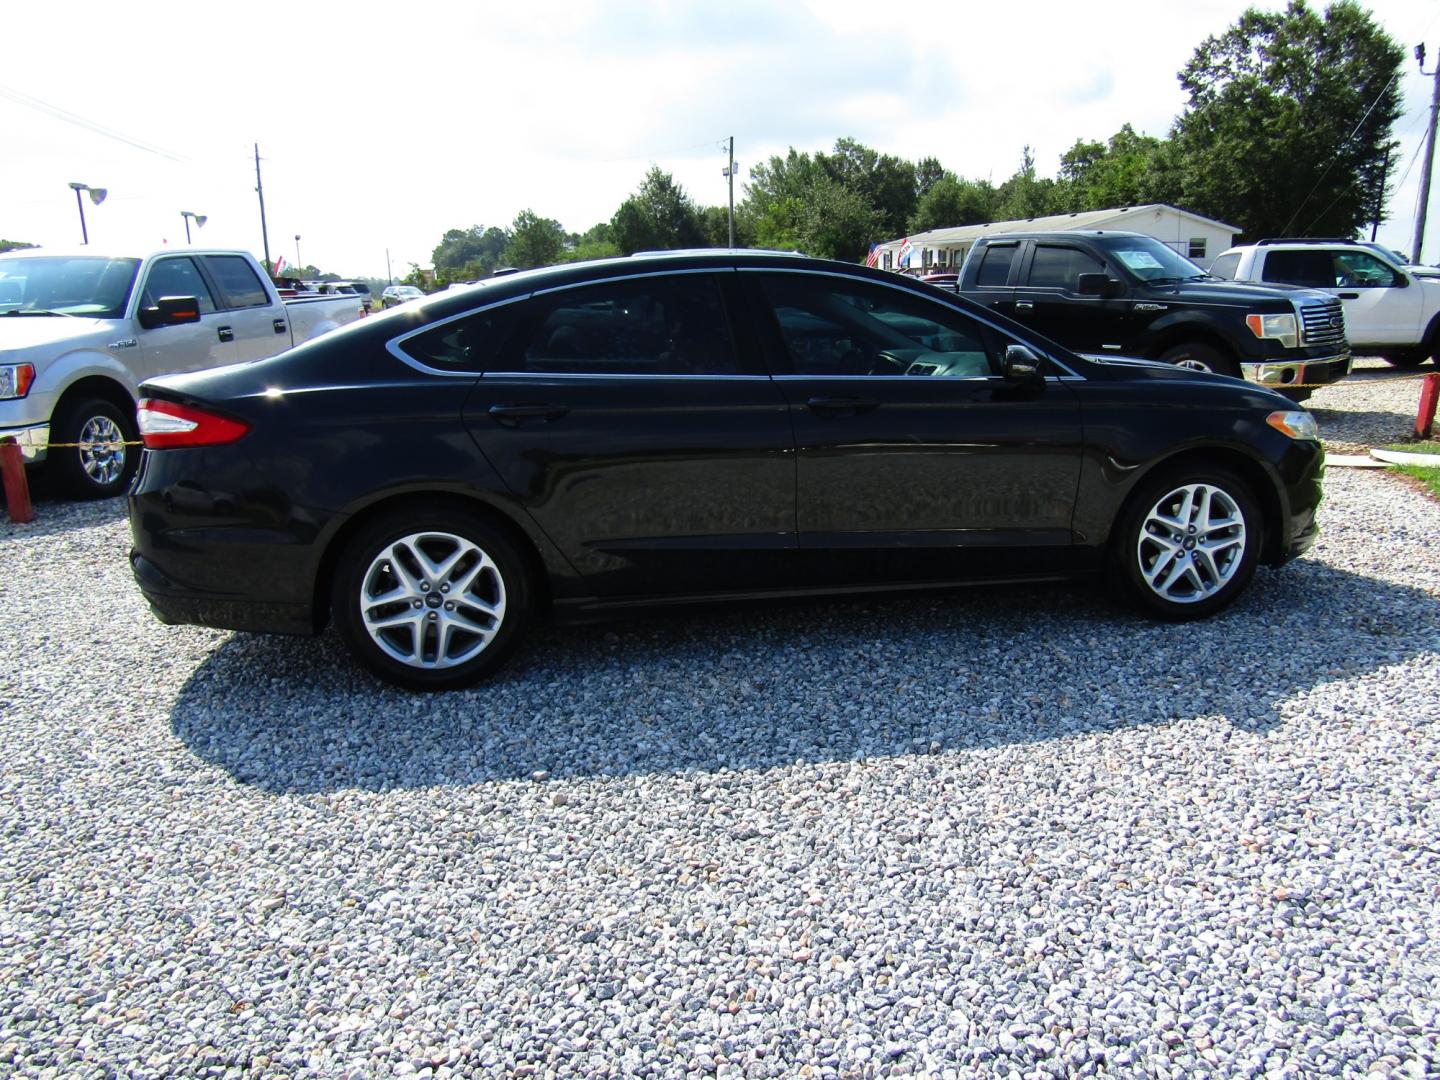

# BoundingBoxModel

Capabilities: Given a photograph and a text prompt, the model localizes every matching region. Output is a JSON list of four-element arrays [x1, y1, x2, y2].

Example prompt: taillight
[[137, 398, 251, 449]]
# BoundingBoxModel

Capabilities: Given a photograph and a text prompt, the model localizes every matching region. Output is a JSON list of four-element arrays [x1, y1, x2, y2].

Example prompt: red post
[[0, 437, 33, 524], [1418, 373, 1440, 440]]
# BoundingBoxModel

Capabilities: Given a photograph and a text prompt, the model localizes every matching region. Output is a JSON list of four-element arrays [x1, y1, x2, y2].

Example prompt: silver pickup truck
[[0, 247, 364, 497]]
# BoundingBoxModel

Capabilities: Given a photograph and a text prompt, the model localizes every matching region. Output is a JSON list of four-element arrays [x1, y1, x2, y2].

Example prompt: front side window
[[758, 274, 997, 378], [202, 255, 270, 309], [1333, 251, 1399, 287], [141, 257, 217, 314], [509, 275, 739, 375], [1028, 245, 1106, 291]]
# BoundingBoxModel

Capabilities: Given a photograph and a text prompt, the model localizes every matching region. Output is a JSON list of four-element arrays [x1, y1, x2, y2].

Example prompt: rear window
[[398, 303, 520, 373], [974, 244, 1017, 287]]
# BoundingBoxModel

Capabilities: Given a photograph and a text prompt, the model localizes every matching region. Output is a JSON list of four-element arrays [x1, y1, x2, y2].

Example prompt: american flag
[[864, 244, 880, 268]]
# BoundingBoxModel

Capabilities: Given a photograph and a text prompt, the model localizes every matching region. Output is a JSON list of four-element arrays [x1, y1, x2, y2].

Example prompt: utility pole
[[1413, 45, 1440, 262], [254, 143, 273, 274], [723, 136, 736, 248], [386, 248, 393, 285], [1371, 147, 1390, 241]]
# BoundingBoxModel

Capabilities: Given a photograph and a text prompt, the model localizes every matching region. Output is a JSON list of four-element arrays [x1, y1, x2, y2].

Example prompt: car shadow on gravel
[[168, 556, 1440, 795]]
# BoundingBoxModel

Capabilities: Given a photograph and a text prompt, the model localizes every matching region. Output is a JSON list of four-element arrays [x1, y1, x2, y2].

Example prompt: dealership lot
[[1, 369, 1437, 1077]]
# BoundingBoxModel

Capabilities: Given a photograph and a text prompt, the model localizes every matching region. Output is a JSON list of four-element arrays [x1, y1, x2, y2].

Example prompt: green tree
[[792, 176, 878, 261], [994, 147, 1060, 221], [915, 156, 946, 201], [502, 210, 566, 269], [1053, 124, 1180, 212], [0, 239, 36, 253], [816, 138, 917, 238], [431, 226, 509, 283], [1171, 0, 1403, 237], [609, 167, 707, 254], [909, 175, 998, 233]]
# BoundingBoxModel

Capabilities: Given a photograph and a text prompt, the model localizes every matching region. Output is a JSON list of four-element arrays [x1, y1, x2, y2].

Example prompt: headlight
[[0, 363, 35, 400], [1245, 313, 1299, 348], [1267, 410, 1319, 440]]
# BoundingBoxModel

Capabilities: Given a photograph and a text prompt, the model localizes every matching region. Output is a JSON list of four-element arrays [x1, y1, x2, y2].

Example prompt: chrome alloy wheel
[[358, 531, 507, 670], [1135, 483, 1246, 604], [78, 415, 126, 486], [1173, 357, 1214, 372]]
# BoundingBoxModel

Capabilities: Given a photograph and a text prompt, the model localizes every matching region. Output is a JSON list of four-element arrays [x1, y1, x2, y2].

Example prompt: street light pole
[[295, 235, 303, 275], [180, 210, 207, 244], [67, 182, 107, 245]]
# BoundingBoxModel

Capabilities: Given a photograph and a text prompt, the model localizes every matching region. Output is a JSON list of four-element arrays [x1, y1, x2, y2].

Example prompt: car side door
[[963, 240, 1023, 321], [134, 255, 238, 377], [201, 254, 292, 361], [453, 269, 798, 598], [1011, 241, 1120, 353], [746, 269, 1085, 585]]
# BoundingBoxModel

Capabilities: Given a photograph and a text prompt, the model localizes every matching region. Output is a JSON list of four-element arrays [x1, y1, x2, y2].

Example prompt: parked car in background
[[956, 231, 1351, 399], [303, 280, 373, 312], [919, 271, 959, 293], [1211, 238, 1440, 367], [0, 247, 364, 497], [382, 285, 426, 308], [129, 251, 1323, 690]]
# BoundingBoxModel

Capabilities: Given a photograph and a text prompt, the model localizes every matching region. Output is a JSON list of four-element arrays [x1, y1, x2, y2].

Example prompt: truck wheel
[[1159, 342, 1241, 379], [50, 397, 140, 500], [330, 508, 532, 690], [1382, 353, 1426, 368], [1109, 465, 1261, 621]]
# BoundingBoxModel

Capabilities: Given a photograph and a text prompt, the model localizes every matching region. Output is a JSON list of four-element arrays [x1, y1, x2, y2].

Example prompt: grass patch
[[1384, 439, 1440, 455], [1380, 441, 1440, 499]]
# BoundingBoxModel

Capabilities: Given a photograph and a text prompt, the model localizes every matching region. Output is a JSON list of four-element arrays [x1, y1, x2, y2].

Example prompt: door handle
[[273, 318, 288, 334], [1338, 292, 1359, 299], [806, 396, 878, 416], [487, 403, 570, 426], [1015, 301, 1034, 312], [217, 326, 234, 342]]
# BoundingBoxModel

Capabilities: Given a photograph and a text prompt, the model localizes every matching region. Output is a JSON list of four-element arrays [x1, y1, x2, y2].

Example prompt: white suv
[[1211, 239, 1440, 367], [381, 285, 426, 308]]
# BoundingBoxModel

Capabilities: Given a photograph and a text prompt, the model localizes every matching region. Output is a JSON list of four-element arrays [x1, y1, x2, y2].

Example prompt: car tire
[[1158, 342, 1242, 379], [1109, 465, 1261, 621], [50, 396, 139, 499], [331, 508, 531, 690]]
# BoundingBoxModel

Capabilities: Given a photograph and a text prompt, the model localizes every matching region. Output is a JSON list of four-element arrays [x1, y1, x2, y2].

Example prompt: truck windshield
[[1096, 237, 1207, 283], [0, 256, 140, 318]]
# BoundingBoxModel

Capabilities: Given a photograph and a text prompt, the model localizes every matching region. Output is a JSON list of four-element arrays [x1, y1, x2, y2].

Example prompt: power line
[[0, 84, 185, 162]]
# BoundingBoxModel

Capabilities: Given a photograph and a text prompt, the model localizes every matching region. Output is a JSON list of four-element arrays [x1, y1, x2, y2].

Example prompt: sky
[[5, 0, 1440, 278]]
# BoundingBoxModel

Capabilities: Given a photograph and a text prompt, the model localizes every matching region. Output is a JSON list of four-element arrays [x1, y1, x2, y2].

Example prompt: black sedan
[[128, 251, 1323, 690]]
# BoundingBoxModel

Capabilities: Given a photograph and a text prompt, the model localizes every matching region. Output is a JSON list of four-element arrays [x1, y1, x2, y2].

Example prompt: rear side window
[[1209, 253, 1240, 279], [202, 255, 270, 309], [508, 274, 739, 375], [1028, 245, 1105, 290], [399, 303, 520, 373], [975, 244, 1018, 287], [141, 257, 217, 314], [1261, 250, 1334, 288]]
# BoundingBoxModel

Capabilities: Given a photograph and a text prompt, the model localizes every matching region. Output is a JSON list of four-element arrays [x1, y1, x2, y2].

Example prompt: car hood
[[1081, 352, 1296, 406], [1142, 278, 1332, 306], [0, 315, 116, 355]]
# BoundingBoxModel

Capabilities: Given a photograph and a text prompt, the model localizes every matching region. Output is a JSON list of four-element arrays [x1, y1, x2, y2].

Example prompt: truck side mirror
[[1077, 273, 1121, 298], [138, 295, 202, 329]]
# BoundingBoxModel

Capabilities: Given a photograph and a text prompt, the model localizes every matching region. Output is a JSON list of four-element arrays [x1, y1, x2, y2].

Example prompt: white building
[[872, 203, 1240, 274]]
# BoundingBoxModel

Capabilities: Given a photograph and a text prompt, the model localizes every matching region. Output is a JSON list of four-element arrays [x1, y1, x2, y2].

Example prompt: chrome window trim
[[738, 265, 1084, 380], [385, 292, 535, 378], [479, 372, 772, 381]]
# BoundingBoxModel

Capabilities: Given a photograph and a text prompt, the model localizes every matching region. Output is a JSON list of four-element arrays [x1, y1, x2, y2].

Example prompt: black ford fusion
[[128, 251, 1323, 690]]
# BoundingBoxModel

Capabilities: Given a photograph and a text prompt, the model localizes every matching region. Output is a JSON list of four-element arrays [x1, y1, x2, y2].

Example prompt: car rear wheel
[[1111, 466, 1261, 620], [1158, 342, 1241, 379], [51, 396, 139, 499], [331, 509, 531, 690]]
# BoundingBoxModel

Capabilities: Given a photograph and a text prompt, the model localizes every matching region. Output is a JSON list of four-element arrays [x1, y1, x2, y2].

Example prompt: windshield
[[1096, 236, 1207, 283], [0, 256, 140, 317]]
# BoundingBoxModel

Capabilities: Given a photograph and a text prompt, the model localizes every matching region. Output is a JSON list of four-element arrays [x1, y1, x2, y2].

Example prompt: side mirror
[[1003, 344, 1045, 385], [138, 295, 202, 329], [1077, 273, 1121, 298]]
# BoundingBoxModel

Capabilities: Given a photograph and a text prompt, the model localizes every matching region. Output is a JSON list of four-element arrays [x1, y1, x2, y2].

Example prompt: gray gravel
[[1, 466, 1439, 1078], [1308, 355, 1434, 451]]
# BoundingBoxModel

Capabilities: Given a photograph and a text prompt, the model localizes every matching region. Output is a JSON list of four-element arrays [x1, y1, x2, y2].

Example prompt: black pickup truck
[[955, 230, 1351, 399]]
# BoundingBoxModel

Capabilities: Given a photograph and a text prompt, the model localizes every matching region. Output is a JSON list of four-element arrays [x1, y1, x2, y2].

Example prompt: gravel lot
[[1, 370, 1438, 1078]]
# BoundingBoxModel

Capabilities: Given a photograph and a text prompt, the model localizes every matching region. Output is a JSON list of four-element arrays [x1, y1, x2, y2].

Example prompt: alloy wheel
[[1135, 483, 1247, 604]]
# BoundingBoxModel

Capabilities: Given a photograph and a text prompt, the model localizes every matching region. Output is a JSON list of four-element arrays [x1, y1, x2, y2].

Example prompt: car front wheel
[[51, 396, 139, 499], [1158, 342, 1241, 379], [331, 509, 531, 690], [1111, 467, 1261, 620]]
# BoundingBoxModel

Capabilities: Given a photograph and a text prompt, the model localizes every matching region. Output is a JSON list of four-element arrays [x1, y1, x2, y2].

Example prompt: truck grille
[[1299, 299, 1347, 349]]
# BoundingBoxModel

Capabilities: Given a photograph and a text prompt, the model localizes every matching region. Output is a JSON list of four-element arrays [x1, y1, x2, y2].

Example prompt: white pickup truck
[[1211, 239, 1440, 369], [0, 248, 363, 497]]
